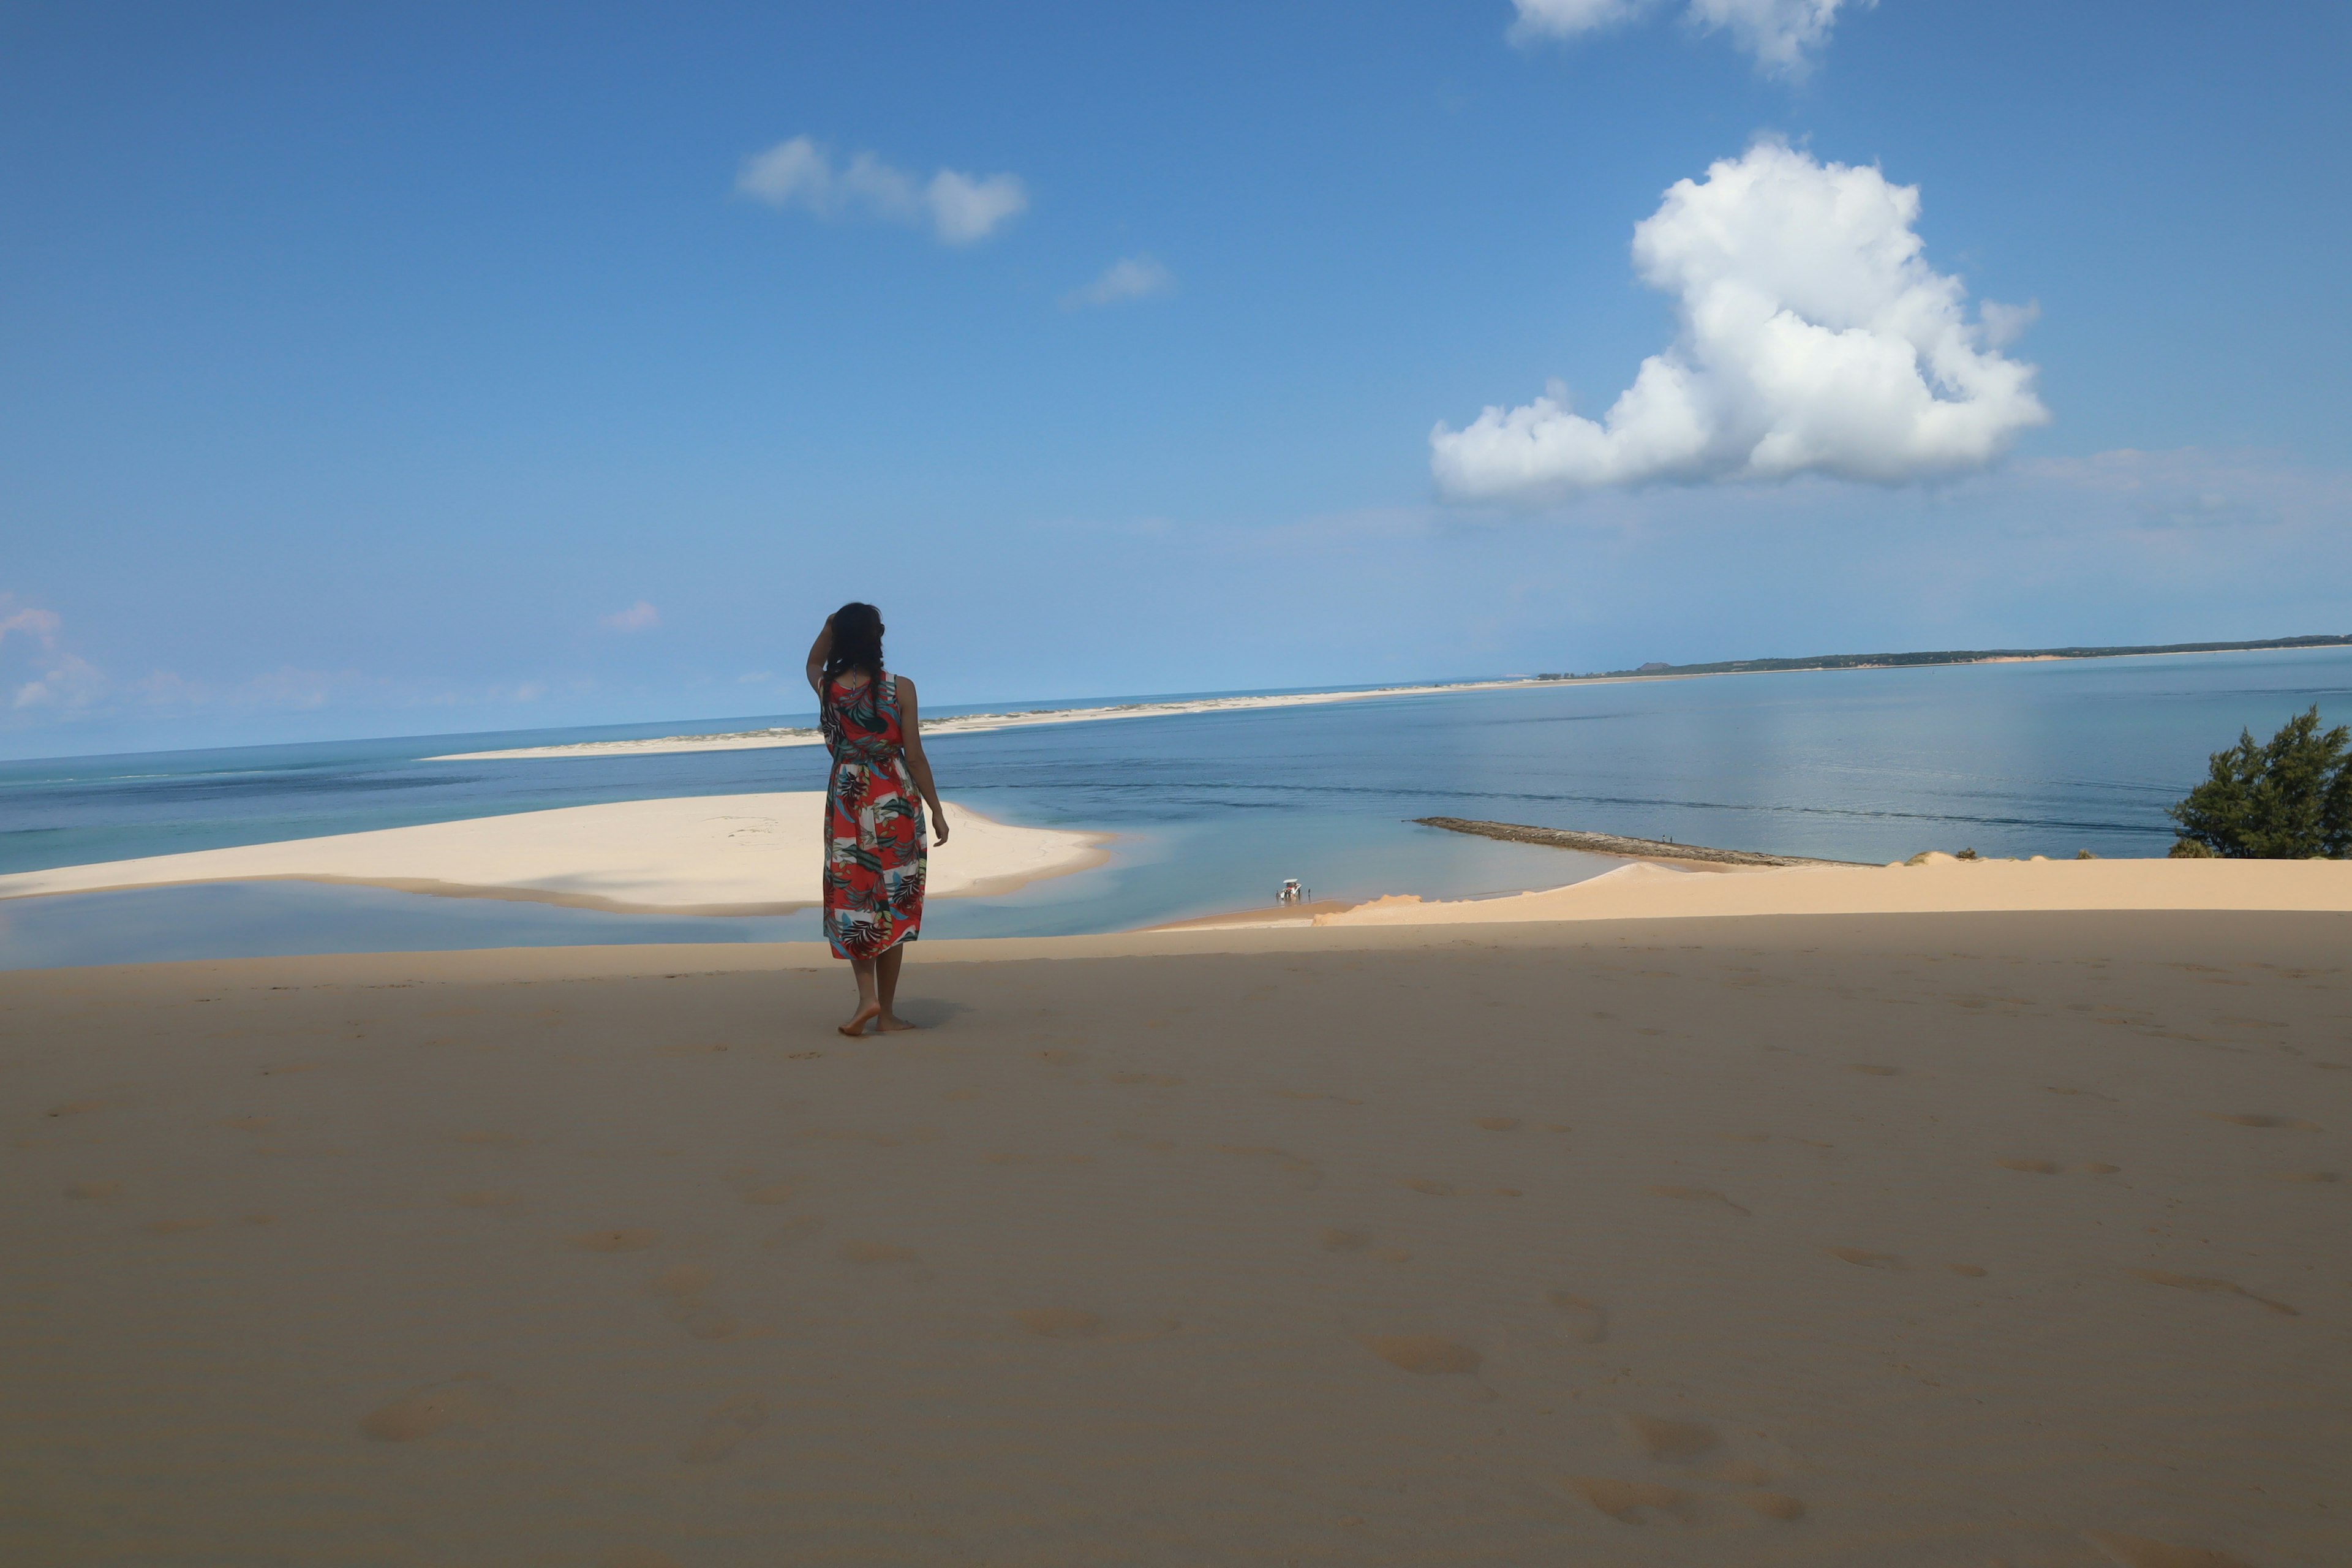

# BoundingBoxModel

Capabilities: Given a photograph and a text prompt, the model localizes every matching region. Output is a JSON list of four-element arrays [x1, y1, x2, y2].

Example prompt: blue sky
[[2, 0, 2347, 757]]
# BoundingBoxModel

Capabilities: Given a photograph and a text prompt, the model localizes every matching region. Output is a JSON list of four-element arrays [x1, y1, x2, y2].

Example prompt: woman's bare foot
[[839, 1001, 882, 1037], [875, 1011, 921, 1033]]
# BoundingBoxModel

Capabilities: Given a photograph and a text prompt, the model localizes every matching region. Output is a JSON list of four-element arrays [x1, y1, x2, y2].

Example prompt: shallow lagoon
[[4, 646, 2347, 967]]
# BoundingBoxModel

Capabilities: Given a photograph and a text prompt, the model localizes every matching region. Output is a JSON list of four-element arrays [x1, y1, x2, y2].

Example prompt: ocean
[[3, 647, 2347, 969]]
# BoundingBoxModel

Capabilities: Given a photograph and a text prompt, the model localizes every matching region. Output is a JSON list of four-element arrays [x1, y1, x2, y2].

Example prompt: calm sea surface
[[4, 648, 2347, 969]]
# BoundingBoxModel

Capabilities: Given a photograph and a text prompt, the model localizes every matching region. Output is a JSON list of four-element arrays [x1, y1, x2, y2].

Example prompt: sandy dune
[[3, 911, 2343, 1565], [1316, 854, 2352, 926], [0, 793, 1107, 915]]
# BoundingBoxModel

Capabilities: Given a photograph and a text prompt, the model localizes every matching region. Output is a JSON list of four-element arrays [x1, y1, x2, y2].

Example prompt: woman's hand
[[933, 807, 951, 846]]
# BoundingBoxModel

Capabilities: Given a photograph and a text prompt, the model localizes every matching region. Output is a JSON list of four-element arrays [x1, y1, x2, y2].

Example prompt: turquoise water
[[2, 648, 2346, 968]]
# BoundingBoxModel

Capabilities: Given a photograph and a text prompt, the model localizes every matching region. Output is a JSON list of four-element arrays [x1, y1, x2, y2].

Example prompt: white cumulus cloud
[[736, 136, 1028, 246], [601, 601, 661, 633], [1431, 141, 2049, 502], [1511, 0, 1867, 76], [1065, 254, 1175, 309]]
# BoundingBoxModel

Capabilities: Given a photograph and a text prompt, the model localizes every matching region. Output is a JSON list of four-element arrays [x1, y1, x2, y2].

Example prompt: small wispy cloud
[[1510, 0, 1869, 77], [1064, 254, 1175, 310], [736, 136, 1029, 246], [601, 601, 662, 633], [0, 604, 62, 649]]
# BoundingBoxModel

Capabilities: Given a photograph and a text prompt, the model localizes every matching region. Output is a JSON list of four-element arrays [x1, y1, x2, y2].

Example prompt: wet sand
[[2, 911, 2345, 1566]]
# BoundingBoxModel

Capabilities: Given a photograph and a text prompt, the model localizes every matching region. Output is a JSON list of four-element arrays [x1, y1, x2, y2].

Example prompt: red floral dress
[[820, 672, 927, 959]]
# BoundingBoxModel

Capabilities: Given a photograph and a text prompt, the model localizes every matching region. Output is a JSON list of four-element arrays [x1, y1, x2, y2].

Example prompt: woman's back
[[822, 673, 903, 760]]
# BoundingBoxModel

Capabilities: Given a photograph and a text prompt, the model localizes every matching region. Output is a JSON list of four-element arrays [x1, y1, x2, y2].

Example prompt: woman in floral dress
[[805, 603, 948, 1036]]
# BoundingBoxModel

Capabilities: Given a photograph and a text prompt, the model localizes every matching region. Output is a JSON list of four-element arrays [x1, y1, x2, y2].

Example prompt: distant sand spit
[[2, 911, 2342, 1564], [424, 678, 1545, 761], [0, 793, 1108, 915], [1313, 854, 2352, 927]]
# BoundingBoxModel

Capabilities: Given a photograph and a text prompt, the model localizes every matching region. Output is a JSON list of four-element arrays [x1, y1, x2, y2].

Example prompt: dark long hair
[[823, 602, 885, 688]]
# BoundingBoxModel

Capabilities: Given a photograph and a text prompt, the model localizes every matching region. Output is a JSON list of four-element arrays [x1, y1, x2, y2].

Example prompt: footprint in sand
[[786, 1050, 824, 1061], [63, 1180, 123, 1200], [1649, 1185, 1752, 1216], [725, 1169, 798, 1205], [2203, 1112, 2322, 1131], [1997, 1158, 2065, 1174], [1546, 1291, 1609, 1344], [1737, 1490, 1806, 1520], [1826, 1246, 1905, 1270], [650, 1264, 715, 1298], [1365, 1335, 1482, 1375], [1476, 1117, 1521, 1131], [2126, 1269, 2296, 1317], [839, 1241, 915, 1265], [683, 1395, 768, 1464], [1216, 1144, 1323, 1191], [1614, 1412, 1720, 1463], [2082, 1531, 2255, 1568], [1400, 1177, 1523, 1198], [1321, 1227, 1373, 1253], [574, 1229, 657, 1253], [359, 1383, 489, 1442], [665, 1302, 739, 1341], [1569, 1477, 1685, 1524], [1014, 1308, 1104, 1340]]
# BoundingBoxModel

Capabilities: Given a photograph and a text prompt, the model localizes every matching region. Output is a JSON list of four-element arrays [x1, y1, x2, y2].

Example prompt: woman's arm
[[804, 616, 834, 697], [895, 676, 949, 845]]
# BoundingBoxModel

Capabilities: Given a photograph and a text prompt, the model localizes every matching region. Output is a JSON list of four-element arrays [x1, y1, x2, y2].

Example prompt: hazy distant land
[[1544, 631, 2352, 681]]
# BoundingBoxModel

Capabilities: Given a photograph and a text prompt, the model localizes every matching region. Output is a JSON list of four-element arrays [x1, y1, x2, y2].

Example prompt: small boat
[[1278, 878, 1305, 905]]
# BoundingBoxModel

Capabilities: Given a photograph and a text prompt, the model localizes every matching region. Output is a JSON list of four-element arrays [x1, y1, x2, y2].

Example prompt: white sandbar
[[0, 794, 1109, 916]]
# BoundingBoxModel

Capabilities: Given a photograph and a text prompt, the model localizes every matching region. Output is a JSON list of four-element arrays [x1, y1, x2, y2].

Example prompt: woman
[[805, 603, 948, 1036]]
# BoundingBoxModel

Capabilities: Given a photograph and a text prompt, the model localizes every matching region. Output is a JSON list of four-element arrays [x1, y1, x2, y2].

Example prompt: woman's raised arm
[[804, 616, 834, 697]]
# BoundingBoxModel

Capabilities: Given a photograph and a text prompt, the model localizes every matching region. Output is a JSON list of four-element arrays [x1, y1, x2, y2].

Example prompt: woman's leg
[[875, 946, 916, 1031], [840, 955, 882, 1036]]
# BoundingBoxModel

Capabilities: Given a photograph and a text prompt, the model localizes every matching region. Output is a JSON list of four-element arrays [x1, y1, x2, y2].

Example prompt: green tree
[[2168, 706, 2352, 858]]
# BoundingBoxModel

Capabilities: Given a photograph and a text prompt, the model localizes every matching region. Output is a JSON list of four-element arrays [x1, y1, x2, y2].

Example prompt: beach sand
[[3, 908, 2343, 1566], [0, 794, 1107, 916], [1314, 854, 2352, 927]]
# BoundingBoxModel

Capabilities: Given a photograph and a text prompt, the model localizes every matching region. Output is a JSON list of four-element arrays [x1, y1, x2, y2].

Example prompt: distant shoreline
[[420, 633, 2352, 765], [423, 677, 1546, 762]]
